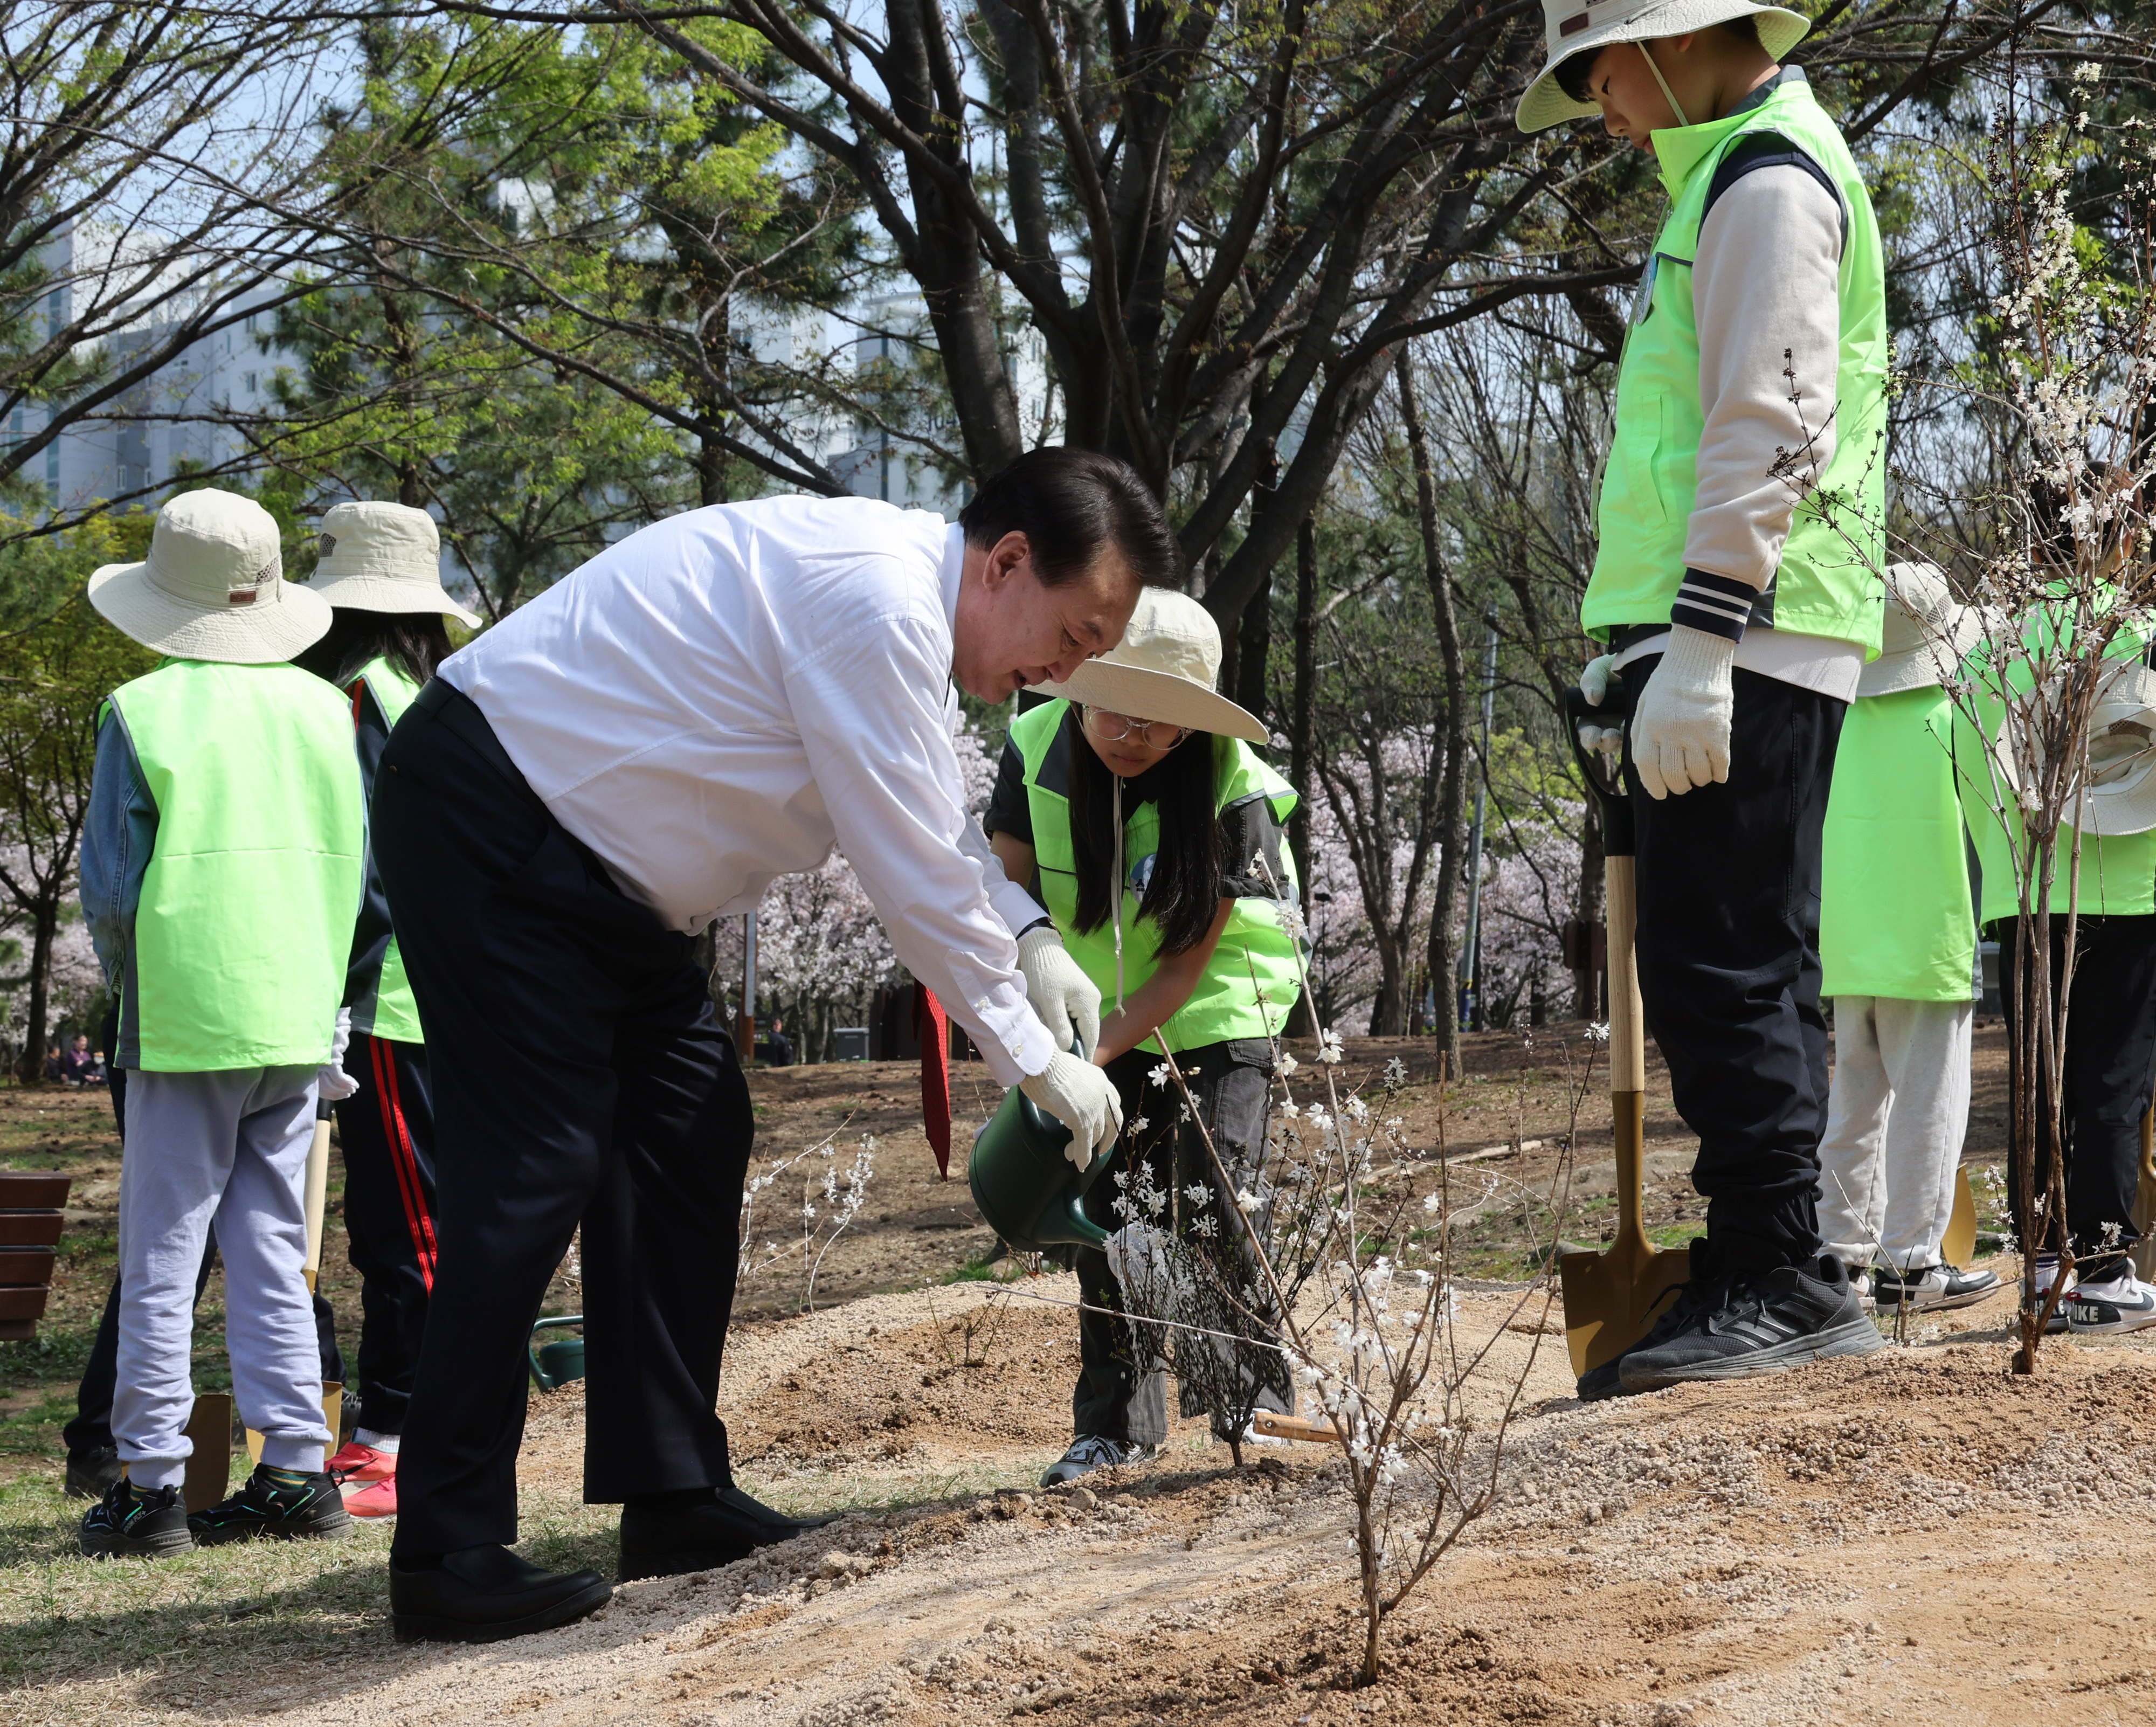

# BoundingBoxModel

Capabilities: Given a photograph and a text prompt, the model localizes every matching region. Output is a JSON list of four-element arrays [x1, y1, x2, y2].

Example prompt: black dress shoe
[[389, 1544, 612, 1643], [618, 1486, 840, 1582], [66, 1446, 123, 1501]]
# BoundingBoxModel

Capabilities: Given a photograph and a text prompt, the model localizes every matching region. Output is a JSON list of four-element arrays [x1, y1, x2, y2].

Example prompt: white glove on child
[[1015, 924, 1102, 1059], [1575, 652, 1625, 766], [1630, 626, 1736, 800], [1020, 1051, 1124, 1169], [316, 1006, 358, 1102]]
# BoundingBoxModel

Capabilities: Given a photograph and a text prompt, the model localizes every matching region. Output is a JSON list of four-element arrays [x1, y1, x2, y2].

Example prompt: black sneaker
[[1618, 1255, 1885, 1391], [65, 1445, 123, 1501], [1872, 1262, 2001, 1312], [189, 1466, 353, 1545], [79, 1477, 195, 1559]]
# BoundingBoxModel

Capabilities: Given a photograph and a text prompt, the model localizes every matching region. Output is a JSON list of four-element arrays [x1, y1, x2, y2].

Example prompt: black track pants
[[1625, 658, 1847, 1275], [1999, 914, 2156, 1272], [333, 1034, 438, 1436], [374, 681, 754, 1558]]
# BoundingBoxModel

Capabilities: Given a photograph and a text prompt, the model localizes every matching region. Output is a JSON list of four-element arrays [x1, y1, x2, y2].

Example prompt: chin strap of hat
[[1639, 40, 1691, 127], [1111, 774, 1126, 1012]]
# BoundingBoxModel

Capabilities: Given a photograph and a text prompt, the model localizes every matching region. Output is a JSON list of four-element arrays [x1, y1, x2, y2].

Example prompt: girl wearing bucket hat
[[73, 488, 367, 1557], [984, 589, 1302, 1486], [1540, 0, 1895, 1393], [1816, 565, 2000, 1317], [293, 501, 481, 1521]]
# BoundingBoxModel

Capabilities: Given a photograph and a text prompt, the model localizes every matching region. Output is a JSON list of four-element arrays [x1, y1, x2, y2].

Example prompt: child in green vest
[[985, 589, 1301, 1486], [294, 500, 481, 1518], [1817, 565, 1999, 1312], [75, 489, 367, 1558], [1526, 0, 1890, 1394]]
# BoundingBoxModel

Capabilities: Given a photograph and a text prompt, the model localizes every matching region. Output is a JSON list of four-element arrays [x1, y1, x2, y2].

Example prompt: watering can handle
[[527, 1314, 584, 1391]]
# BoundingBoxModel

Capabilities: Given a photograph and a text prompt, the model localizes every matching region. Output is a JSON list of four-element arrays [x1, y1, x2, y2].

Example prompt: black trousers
[[1069, 1038, 1278, 1446], [333, 1034, 438, 1436], [66, 1058, 344, 1456], [1999, 914, 2156, 1270], [1626, 660, 1846, 1273], [374, 682, 753, 1557]]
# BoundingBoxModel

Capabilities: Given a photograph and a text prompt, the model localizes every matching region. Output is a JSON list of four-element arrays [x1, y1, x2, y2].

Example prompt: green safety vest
[[1952, 607, 2156, 921], [347, 655, 425, 1044], [1583, 74, 1887, 653], [107, 659, 365, 1071], [1011, 701, 1303, 1048], [1820, 687, 1975, 1000]]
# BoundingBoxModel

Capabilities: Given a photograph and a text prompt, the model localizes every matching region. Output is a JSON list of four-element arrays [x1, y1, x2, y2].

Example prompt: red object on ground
[[327, 1440, 397, 1485], [916, 984, 951, 1178], [344, 1475, 398, 1518]]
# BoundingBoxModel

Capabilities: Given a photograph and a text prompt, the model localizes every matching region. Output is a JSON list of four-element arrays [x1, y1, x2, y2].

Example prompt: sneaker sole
[[79, 1529, 197, 1560], [194, 1515, 353, 1547], [1874, 1283, 2000, 1314], [1619, 1312, 1887, 1391], [392, 1578, 613, 1644]]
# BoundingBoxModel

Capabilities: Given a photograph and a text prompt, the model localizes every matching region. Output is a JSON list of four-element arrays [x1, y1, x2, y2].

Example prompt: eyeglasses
[[1084, 706, 1190, 749]]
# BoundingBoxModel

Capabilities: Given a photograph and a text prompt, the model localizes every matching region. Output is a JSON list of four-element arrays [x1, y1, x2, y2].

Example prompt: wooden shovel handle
[[1605, 855, 1651, 1249], [1250, 1411, 1344, 1446]]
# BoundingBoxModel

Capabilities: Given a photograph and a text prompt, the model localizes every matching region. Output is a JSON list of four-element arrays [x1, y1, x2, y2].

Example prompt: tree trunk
[[1398, 351, 1467, 1074], [1286, 514, 1317, 1039], [14, 898, 56, 1087]]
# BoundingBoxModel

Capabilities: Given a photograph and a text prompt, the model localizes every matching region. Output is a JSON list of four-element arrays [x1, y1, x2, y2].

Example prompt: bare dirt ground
[[5, 1023, 2116, 1727]]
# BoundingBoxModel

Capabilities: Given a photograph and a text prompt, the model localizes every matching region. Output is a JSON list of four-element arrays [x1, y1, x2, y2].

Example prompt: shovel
[[1559, 679, 1691, 1379], [2132, 1107, 2156, 1282], [1941, 1165, 1979, 1269]]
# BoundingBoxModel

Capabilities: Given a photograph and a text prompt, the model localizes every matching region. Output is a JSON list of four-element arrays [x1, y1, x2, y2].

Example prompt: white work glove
[[1630, 625, 1736, 800], [1015, 924, 1102, 1060], [1575, 652, 1625, 767], [1020, 1051, 1124, 1169], [316, 1006, 358, 1102]]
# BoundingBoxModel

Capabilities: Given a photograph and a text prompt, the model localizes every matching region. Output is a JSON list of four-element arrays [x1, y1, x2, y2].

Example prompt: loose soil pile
[[0, 1025, 2116, 1727]]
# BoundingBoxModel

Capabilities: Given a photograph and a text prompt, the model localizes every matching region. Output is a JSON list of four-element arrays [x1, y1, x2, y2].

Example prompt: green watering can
[[528, 1316, 586, 1391], [968, 1046, 1116, 1254]]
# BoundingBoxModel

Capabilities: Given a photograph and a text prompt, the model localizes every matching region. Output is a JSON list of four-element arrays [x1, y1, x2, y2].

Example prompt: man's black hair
[[959, 447, 1182, 591], [293, 607, 454, 692], [1067, 718, 1223, 958], [1554, 16, 1763, 106]]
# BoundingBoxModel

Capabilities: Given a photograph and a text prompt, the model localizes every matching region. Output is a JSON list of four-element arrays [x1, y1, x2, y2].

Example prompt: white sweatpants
[[113, 1066, 332, 1489], [1819, 996, 1974, 1272]]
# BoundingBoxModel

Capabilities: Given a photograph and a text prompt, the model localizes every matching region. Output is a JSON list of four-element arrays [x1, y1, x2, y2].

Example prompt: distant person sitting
[[62, 1034, 97, 1086], [44, 1044, 63, 1082], [761, 1017, 795, 1068]]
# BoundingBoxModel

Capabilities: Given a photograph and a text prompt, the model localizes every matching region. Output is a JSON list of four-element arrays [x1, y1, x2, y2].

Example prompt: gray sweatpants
[[113, 1066, 332, 1489]]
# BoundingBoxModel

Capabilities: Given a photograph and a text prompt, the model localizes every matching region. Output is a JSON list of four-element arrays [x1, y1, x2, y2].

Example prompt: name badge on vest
[[1629, 253, 1660, 328]]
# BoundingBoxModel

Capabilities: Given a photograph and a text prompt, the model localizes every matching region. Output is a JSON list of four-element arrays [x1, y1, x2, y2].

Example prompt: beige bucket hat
[[1029, 588, 1268, 744], [306, 500, 480, 627], [1516, 0, 1813, 134], [1856, 562, 1988, 699], [88, 489, 330, 664]]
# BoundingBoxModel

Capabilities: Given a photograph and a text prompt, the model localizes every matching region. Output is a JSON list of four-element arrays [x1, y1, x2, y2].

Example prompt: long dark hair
[[293, 608, 453, 691], [1067, 710, 1224, 957]]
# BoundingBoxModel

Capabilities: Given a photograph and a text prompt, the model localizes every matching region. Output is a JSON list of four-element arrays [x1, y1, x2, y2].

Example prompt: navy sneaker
[[189, 1465, 352, 1545], [2065, 1267, 2156, 1334], [1039, 1435, 1156, 1487], [79, 1477, 195, 1559], [1618, 1255, 1885, 1391], [1872, 1262, 2001, 1313]]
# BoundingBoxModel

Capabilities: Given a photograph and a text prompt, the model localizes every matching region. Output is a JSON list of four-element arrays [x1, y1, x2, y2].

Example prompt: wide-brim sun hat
[[87, 488, 330, 665], [1985, 660, 2156, 838], [306, 499, 480, 627], [1516, 0, 1813, 134], [1856, 561, 1989, 699], [1028, 587, 1268, 744]]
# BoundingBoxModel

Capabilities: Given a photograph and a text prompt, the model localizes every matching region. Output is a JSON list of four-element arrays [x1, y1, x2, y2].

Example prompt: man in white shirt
[[372, 449, 1174, 1642]]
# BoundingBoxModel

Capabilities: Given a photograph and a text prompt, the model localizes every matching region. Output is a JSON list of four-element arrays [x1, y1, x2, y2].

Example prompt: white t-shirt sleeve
[[784, 614, 1056, 1086], [1687, 162, 1846, 596]]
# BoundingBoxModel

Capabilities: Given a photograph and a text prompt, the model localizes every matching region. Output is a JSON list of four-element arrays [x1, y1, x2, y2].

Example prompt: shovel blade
[[1559, 1239, 1692, 1378], [1941, 1165, 1979, 1269]]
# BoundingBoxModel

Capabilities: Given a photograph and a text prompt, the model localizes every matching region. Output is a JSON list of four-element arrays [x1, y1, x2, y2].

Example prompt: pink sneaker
[[343, 1475, 397, 1518], [327, 1441, 397, 1486]]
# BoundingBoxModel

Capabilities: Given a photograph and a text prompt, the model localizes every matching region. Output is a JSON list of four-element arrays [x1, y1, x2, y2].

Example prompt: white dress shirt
[[438, 494, 1057, 1085]]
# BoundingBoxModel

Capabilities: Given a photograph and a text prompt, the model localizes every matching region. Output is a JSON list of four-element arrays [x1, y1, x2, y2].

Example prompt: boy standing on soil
[[1816, 566, 1999, 1313], [1531, 0, 1890, 1392], [74, 489, 366, 1557]]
